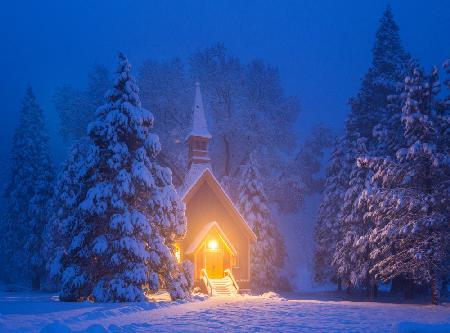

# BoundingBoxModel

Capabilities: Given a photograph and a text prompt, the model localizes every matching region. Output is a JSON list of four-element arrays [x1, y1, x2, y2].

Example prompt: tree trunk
[[404, 279, 414, 300], [337, 278, 342, 292], [371, 278, 378, 299], [368, 278, 378, 299], [391, 276, 405, 293], [31, 271, 40, 291], [441, 279, 448, 298], [431, 273, 440, 305], [223, 135, 230, 177]]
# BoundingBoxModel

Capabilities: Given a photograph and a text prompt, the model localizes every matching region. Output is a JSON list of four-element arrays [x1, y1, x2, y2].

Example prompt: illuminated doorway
[[203, 232, 234, 279], [205, 237, 224, 278], [185, 222, 238, 280]]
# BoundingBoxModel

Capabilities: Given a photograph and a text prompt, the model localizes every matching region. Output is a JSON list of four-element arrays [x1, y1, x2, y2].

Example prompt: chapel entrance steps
[[209, 276, 238, 296], [200, 268, 239, 296]]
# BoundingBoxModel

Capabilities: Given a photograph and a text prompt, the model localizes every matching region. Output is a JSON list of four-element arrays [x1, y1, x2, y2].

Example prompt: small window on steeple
[[193, 140, 207, 150]]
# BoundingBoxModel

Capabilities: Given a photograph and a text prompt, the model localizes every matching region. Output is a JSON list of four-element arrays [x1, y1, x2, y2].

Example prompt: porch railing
[[224, 268, 239, 294], [200, 268, 213, 296]]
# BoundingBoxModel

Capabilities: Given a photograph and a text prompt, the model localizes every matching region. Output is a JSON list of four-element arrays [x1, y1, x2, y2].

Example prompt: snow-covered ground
[[0, 289, 449, 333]]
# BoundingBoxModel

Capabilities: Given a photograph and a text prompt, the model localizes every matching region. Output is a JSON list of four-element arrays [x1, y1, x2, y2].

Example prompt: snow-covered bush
[[166, 260, 194, 300]]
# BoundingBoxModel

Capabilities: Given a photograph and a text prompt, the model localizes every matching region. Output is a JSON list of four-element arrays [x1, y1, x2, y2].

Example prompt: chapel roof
[[180, 167, 257, 243]]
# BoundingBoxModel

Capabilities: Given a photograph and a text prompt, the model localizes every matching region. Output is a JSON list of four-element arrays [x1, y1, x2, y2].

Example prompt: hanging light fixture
[[207, 239, 218, 251]]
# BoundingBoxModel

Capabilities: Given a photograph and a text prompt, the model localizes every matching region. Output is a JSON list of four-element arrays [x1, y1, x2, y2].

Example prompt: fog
[[0, 0, 449, 289]]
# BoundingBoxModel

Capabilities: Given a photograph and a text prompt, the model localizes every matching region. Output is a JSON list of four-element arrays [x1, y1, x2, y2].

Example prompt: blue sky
[[1, 0, 449, 169]]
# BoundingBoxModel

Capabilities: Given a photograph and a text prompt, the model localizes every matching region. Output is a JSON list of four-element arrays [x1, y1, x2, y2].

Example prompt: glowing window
[[175, 244, 181, 263]]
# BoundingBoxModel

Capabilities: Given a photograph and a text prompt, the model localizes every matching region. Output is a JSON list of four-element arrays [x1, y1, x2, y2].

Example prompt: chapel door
[[205, 246, 224, 278], [205, 251, 223, 279]]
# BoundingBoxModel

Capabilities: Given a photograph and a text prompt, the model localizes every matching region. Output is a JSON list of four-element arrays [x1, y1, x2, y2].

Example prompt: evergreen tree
[[348, 5, 410, 142], [315, 5, 411, 288], [314, 136, 352, 286], [362, 65, 449, 304], [44, 138, 97, 289], [58, 53, 190, 302], [2, 87, 54, 288], [237, 154, 286, 292], [333, 137, 377, 294]]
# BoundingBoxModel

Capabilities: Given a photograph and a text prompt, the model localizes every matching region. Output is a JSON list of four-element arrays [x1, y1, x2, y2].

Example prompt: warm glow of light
[[175, 244, 181, 263], [207, 239, 218, 251]]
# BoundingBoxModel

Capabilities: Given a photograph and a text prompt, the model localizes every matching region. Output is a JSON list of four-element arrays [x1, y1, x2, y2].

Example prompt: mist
[[2, 0, 449, 285], [1, 1, 448, 164]]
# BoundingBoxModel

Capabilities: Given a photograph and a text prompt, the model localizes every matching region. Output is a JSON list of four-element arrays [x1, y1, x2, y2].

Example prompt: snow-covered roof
[[178, 162, 212, 198], [187, 82, 211, 139], [185, 221, 238, 255], [179, 167, 257, 243]]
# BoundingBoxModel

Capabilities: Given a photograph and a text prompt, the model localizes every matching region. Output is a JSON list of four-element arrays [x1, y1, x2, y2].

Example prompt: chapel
[[176, 82, 257, 295]]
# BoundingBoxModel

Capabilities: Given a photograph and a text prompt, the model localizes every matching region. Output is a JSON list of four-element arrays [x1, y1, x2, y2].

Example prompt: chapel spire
[[187, 82, 211, 168]]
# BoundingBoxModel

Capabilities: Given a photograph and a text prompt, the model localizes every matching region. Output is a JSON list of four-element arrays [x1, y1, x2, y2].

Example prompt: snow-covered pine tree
[[349, 8, 419, 294], [44, 138, 98, 289], [315, 6, 412, 289], [438, 59, 450, 297], [348, 5, 410, 144], [2, 87, 54, 289], [58, 53, 189, 302], [332, 137, 377, 294], [237, 154, 286, 292], [362, 65, 449, 304], [314, 135, 353, 287]]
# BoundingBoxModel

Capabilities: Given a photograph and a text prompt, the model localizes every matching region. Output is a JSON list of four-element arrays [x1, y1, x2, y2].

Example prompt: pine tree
[[314, 136, 352, 286], [362, 65, 449, 304], [348, 8, 418, 294], [2, 87, 54, 288], [333, 137, 377, 293], [237, 154, 286, 292], [58, 53, 190, 302], [315, 5, 412, 289], [348, 5, 410, 142], [44, 138, 97, 289]]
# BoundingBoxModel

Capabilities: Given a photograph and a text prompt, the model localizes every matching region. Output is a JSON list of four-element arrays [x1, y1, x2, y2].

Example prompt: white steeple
[[186, 82, 211, 169], [188, 82, 211, 139]]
